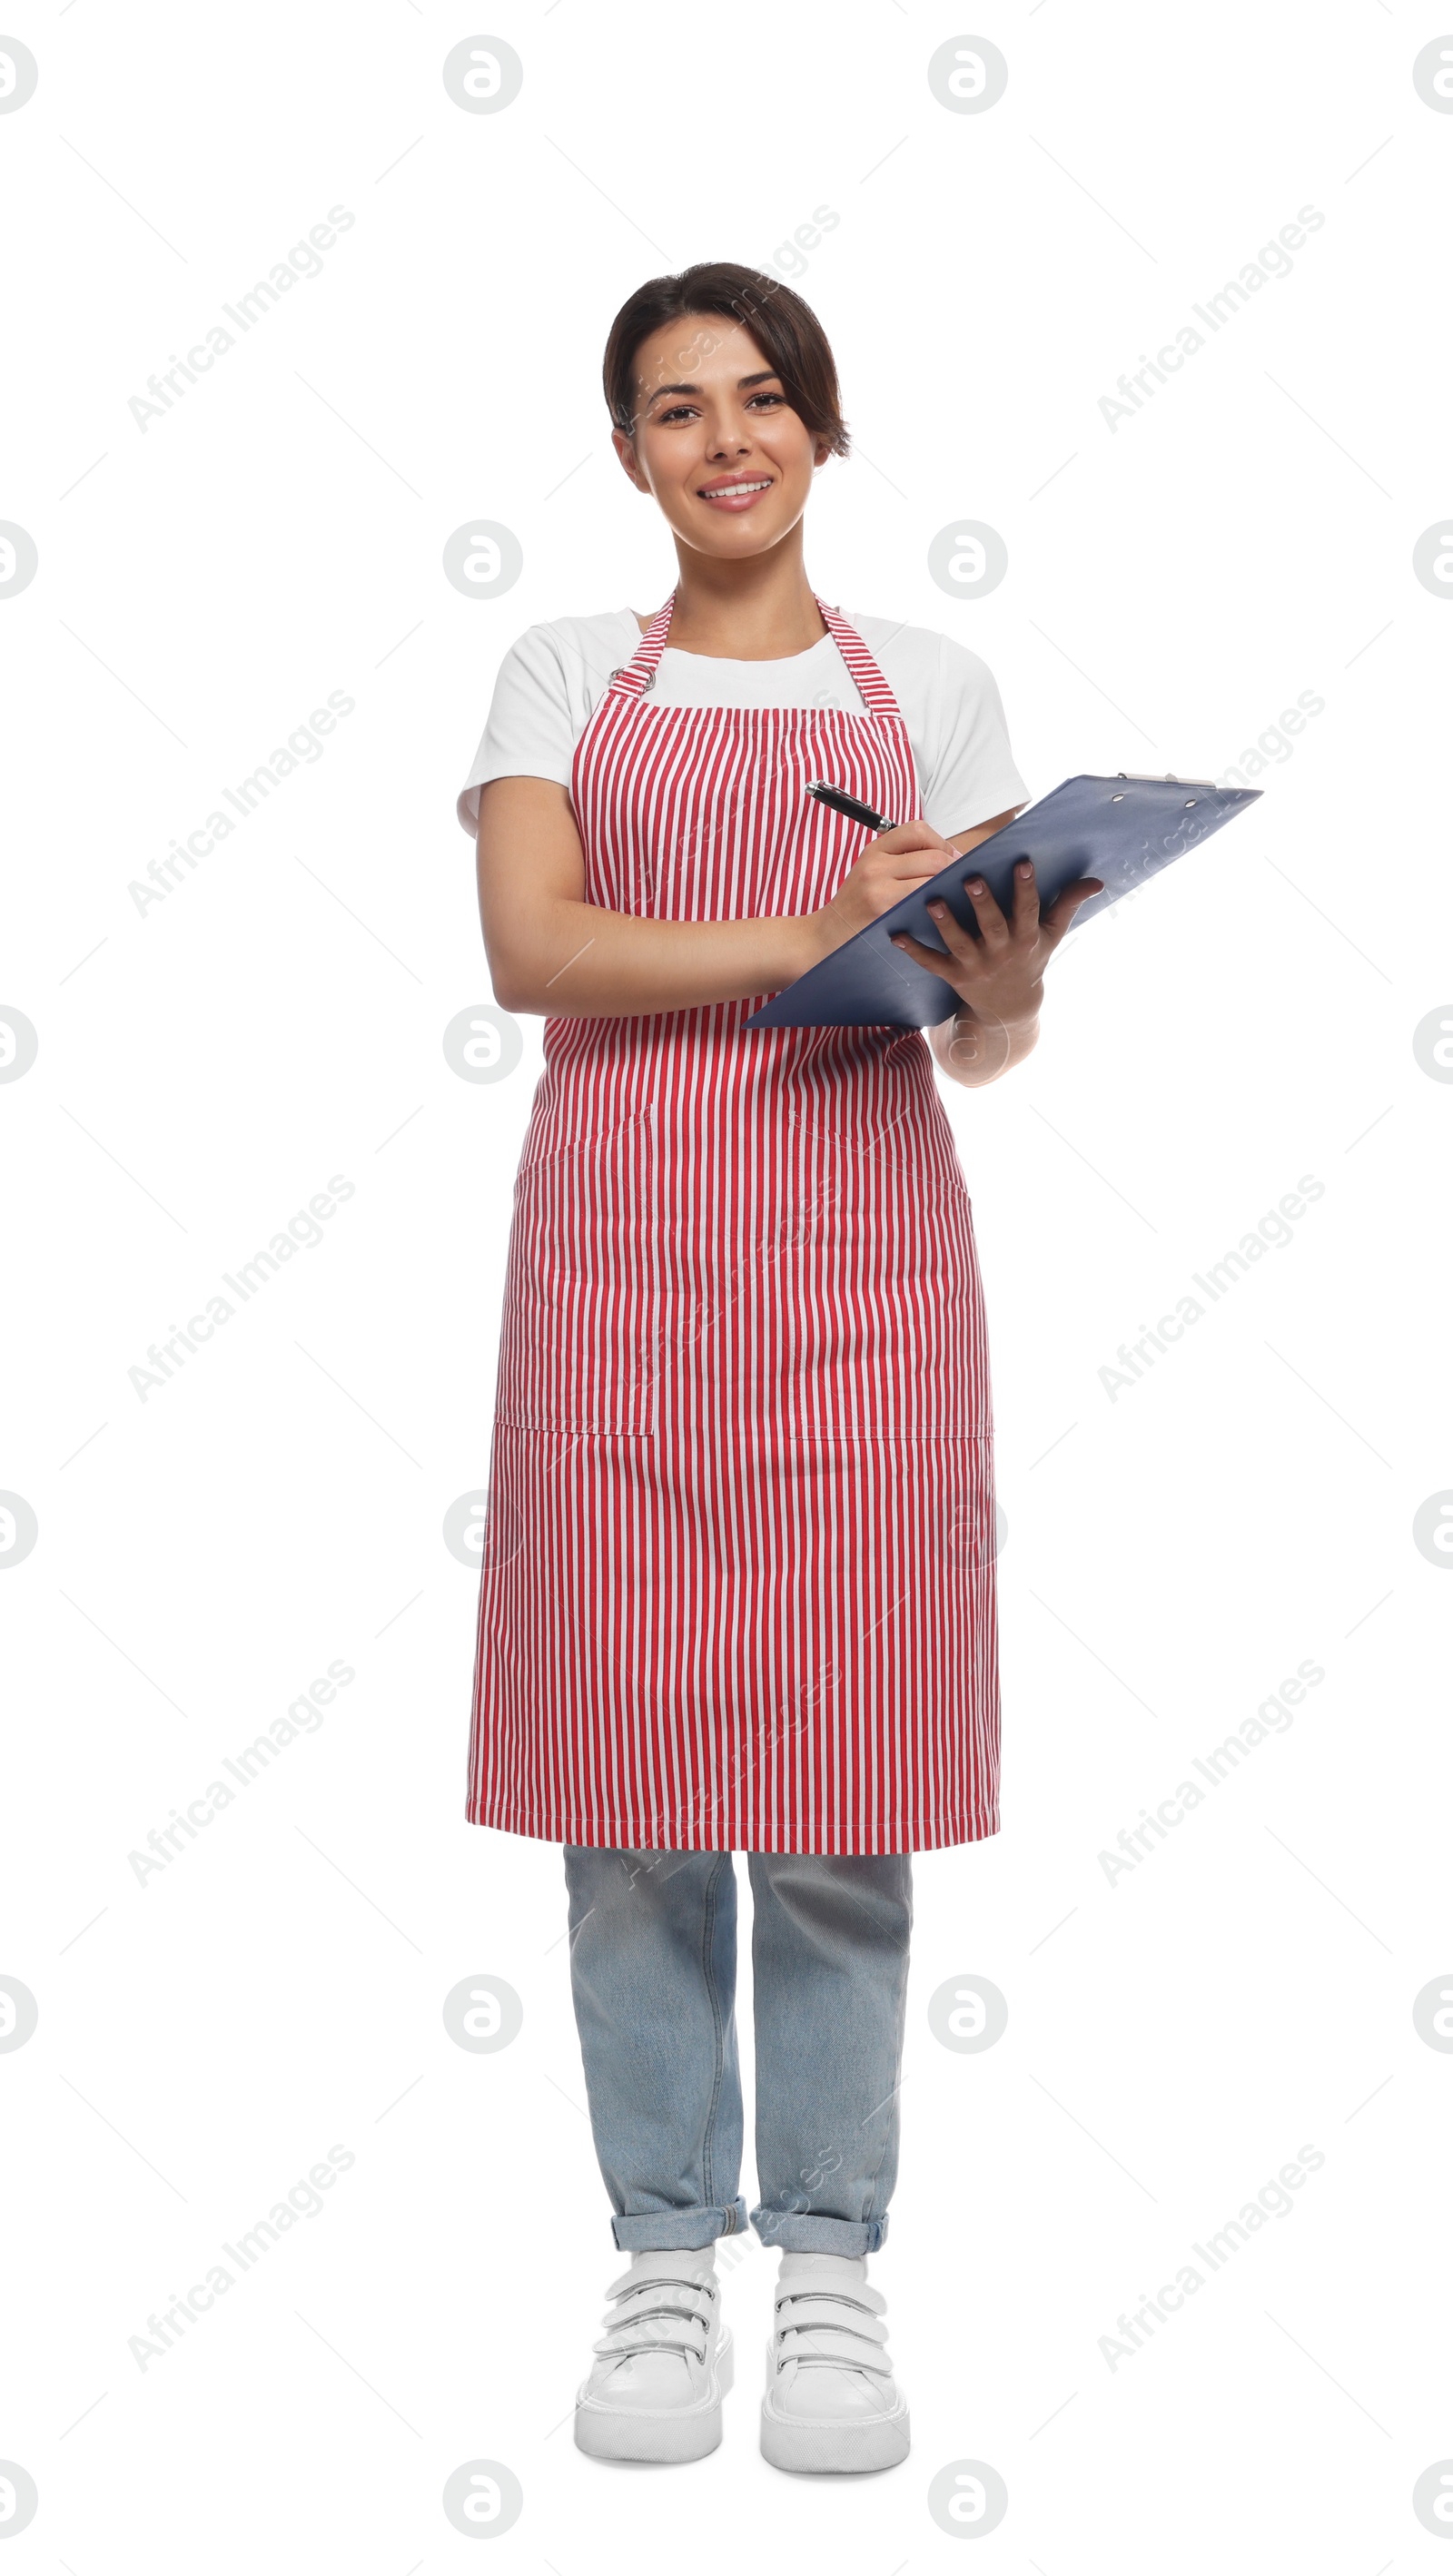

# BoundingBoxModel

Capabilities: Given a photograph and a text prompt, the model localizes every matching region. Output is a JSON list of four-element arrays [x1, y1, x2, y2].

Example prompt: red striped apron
[[466, 589, 1000, 1854]]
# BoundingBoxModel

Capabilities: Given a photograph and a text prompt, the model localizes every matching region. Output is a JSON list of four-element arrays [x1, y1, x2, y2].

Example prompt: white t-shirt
[[456, 607, 1028, 839]]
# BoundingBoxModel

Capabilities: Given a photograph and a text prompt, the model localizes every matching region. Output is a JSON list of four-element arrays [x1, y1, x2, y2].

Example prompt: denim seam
[[698, 1850, 732, 2225], [859, 1866, 913, 2226]]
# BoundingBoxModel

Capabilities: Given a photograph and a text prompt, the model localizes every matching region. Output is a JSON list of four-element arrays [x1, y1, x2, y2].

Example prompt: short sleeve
[[455, 626, 578, 835], [917, 635, 1029, 839]]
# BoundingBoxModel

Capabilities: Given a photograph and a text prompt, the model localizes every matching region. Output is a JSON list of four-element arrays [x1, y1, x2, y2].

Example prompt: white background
[[3, 2, 1450, 2567]]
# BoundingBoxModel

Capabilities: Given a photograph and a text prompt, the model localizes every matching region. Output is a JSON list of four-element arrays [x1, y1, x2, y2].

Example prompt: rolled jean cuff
[[750, 2206, 889, 2255], [611, 2196, 748, 2251]]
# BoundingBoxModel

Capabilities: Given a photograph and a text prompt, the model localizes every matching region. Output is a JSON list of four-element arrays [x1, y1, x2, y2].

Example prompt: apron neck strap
[[609, 591, 677, 697], [609, 587, 903, 720]]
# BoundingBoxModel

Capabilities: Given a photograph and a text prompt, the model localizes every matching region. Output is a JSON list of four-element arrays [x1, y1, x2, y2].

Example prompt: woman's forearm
[[491, 897, 830, 1019]]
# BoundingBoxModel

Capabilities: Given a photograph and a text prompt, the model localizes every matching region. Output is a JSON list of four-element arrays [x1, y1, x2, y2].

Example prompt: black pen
[[808, 780, 897, 834]]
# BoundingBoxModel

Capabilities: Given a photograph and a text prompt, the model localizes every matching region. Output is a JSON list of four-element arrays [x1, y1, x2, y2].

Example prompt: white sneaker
[[760, 2251, 910, 2474], [574, 2245, 734, 2463]]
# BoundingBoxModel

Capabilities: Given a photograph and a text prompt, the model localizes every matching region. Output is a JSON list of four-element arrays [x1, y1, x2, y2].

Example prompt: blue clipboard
[[743, 774, 1262, 1031]]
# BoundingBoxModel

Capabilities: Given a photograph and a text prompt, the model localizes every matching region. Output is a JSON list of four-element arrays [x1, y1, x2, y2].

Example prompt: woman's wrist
[[934, 1004, 1041, 1087], [786, 908, 835, 974]]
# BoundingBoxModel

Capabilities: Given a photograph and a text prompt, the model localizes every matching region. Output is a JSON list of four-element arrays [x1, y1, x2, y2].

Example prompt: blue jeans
[[562, 1845, 913, 2255]]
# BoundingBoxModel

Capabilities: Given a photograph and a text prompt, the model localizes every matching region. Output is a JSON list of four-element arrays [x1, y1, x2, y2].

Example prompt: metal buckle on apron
[[608, 665, 655, 691]]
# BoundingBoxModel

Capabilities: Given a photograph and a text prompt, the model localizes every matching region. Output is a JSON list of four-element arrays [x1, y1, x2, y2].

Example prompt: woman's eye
[[652, 391, 785, 426]]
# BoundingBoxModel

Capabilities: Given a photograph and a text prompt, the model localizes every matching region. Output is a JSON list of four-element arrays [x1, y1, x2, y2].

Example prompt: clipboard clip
[[1114, 770, 1219, 806]]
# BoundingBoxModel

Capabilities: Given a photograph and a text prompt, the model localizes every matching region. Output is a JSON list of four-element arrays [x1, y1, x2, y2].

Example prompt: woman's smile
[[695, 473, 776, 512]]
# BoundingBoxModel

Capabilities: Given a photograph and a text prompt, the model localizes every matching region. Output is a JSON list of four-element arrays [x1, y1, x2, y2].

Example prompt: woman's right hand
[[804, 820, 959, 960]]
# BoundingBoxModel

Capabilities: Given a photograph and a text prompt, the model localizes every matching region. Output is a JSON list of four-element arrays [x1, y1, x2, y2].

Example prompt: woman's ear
[[611, 426, 647, 491]]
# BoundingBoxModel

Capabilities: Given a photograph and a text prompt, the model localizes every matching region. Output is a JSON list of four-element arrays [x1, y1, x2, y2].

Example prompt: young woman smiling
[[456, 262, 1101, 2478]]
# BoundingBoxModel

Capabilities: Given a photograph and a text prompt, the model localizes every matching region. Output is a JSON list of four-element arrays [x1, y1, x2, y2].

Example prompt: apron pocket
[[494, 1106, 660, 1435], [756, 1172, 990, 1439]]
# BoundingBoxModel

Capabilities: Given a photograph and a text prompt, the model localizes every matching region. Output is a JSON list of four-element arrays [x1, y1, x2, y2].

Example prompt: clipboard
[[743, 774, 1262, 1031]]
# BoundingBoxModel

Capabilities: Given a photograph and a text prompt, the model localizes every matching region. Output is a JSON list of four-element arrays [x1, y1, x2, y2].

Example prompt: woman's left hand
[[889, 856, 1103, 1033]]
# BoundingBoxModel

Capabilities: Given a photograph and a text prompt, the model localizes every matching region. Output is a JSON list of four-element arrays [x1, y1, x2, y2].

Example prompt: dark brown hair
[[602, 262, 849, 458]]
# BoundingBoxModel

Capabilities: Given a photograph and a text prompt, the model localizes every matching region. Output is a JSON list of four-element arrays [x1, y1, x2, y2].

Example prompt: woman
[[455, 262, 1100, 2477]]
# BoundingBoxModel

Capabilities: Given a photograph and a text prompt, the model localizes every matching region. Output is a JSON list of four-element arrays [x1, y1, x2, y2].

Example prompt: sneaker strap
[[773, 2260, 886, 2314], [773, 2280, 893, 2375], [594, 2277, 717, 2363]]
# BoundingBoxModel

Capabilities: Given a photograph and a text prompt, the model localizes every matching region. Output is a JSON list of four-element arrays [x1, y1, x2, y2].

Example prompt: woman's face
[[614, 313, 830, 557]]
